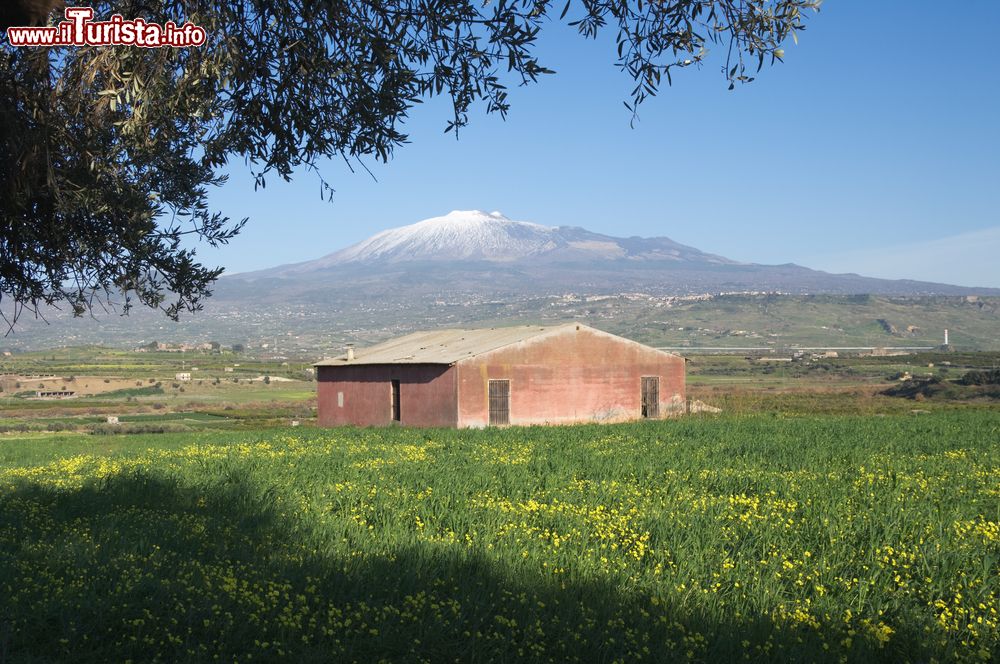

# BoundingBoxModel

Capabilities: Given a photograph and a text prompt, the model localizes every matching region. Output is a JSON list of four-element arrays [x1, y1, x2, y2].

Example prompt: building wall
[[316, 364, 457, 427], [455, 326, 684, 427]]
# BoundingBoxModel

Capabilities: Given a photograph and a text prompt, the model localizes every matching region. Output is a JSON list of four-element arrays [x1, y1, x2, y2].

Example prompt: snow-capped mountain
[[324, 210, 558, 263], [266, 209, 737, 274], [224, 210, 995, 301]]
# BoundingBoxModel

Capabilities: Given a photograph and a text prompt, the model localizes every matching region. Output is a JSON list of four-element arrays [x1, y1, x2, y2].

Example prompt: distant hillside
[[5, 211, 998, 353], [5, 293, 999, 354]]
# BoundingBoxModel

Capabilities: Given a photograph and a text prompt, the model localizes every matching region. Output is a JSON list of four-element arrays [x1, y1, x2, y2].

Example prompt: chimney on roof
[[346, 344, 355, 361]]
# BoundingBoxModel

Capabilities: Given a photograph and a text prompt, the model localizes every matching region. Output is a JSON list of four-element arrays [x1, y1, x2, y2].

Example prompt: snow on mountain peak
[[246, 209, 746, 278], [328, 210, 558, 263]]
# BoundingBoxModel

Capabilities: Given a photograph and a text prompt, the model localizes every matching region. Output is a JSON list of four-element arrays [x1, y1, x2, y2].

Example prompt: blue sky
[[204, 1, 1000, 288]]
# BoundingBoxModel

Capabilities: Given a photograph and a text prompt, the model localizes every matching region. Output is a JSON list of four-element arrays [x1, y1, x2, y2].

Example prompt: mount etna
[[6, 211, 998, 352], [219, 210, 995, 304]]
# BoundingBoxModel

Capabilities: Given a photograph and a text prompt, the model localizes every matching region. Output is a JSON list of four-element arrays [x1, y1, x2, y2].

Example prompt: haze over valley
[[6, 211, 999, 354]]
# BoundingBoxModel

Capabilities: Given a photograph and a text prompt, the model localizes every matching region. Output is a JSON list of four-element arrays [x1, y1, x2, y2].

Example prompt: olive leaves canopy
[[0, 0, 818, 329]]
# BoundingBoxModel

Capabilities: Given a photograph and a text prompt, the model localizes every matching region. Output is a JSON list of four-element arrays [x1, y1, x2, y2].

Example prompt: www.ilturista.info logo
[[6, 7, 206, 47]]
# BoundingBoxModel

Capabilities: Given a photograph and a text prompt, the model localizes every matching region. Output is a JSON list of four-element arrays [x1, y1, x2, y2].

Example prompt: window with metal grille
[[641, 376, 659, 418], [391, 379, 401, 422], [488, 379, 510, 426]]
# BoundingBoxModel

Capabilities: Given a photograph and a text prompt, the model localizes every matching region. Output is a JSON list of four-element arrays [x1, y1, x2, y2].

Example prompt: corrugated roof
[[315, 324, 576, 366]]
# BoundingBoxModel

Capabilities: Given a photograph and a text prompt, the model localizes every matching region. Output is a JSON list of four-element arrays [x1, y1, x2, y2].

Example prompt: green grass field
[[1, 413, 997, 662]]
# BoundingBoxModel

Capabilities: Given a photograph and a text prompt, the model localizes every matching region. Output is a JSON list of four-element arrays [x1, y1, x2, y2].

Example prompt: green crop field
[[1, 413, 997, 663]]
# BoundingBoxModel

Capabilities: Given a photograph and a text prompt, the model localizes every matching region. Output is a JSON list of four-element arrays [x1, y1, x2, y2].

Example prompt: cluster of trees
[[958, 369, 1000, 386], [1, 0, 818, 328]]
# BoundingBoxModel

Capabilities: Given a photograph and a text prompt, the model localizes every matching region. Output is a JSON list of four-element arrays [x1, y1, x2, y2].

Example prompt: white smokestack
[[944, 329, 949, 345], [346, 344, 355, 361]]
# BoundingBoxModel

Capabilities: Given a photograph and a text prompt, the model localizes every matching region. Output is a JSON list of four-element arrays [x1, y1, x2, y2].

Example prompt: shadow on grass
[[0, 470, 925, 663]]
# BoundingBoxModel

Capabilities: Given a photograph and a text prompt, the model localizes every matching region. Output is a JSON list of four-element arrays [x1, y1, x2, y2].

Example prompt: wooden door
[[488, 379, 510, 426], [641, 376, 659, 418]]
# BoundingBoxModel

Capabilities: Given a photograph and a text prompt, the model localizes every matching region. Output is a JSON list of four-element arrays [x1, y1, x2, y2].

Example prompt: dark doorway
[[488, 379, 510, 426], [391, 379, 401, 422], [640, 376, 659, 418]]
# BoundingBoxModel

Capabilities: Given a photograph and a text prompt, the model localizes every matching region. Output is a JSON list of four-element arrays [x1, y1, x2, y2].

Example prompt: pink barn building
[[315, 324, 685, 428]]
